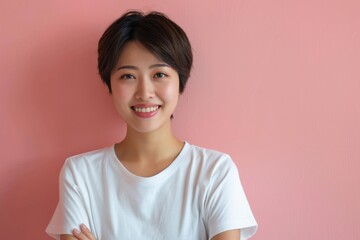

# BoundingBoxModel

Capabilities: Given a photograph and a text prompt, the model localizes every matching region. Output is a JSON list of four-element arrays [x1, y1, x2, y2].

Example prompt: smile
[[132, 106, 160, 113]]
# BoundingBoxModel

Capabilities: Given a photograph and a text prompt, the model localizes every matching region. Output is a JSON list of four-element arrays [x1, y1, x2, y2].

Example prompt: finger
[[72, 228, 89, 240], [80, 224, 96, 240]]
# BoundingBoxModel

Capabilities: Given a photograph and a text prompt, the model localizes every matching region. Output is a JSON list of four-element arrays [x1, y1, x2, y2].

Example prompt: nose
[[135, 76, 155, 100]]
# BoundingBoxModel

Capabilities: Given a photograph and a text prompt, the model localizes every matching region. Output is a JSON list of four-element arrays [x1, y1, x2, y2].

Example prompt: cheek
[[161, 81, 180, 102], [111, 90, 131, 119], [111, 80, 131, 100], [111, 87, 132, 112]]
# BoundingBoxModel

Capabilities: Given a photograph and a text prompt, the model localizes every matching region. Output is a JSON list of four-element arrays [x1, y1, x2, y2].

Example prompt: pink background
[[1, 0, 359, 239]]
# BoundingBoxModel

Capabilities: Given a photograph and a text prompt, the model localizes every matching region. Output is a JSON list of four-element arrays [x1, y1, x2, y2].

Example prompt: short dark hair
[[98, 11, 193, 94]]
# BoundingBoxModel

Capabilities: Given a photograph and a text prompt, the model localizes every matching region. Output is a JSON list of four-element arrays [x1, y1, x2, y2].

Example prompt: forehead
[[116, 41, 162, 67]]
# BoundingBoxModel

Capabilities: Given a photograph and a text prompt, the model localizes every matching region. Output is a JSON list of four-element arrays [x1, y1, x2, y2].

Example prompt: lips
[[131, 104, 161, 118], [133, 106, 159, 113]]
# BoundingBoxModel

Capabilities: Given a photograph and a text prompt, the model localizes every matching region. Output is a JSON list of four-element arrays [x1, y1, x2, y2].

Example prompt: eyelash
[[119, 72, 168, 80], [119, 74, 135, 80], [154, 72, 168, 78]]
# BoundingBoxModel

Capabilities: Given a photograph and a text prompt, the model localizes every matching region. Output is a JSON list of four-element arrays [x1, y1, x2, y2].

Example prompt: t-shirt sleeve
[[46, 159, 91, 239], [204, 155, 258, 240]]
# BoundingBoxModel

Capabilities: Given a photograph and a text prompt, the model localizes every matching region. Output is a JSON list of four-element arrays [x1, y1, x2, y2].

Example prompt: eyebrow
[[116, 63, 170, 71]]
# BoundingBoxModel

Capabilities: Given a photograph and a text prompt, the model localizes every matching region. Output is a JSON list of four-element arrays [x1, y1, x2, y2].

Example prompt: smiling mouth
[[131, 105, 160, 113]]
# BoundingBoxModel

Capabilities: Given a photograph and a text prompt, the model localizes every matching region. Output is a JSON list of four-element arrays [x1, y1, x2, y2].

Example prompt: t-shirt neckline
[[110, 141, 190, 186]]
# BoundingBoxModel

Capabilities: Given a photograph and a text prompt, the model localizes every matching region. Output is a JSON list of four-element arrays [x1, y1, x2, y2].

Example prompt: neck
[[116, 122, 183, 164]]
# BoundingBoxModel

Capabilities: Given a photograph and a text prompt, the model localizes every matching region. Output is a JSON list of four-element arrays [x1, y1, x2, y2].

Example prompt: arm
[[47, 160, 92, 238], [60, 235, 77, 240], [61, 226, 237, 240], [211, 229, 240, 240]]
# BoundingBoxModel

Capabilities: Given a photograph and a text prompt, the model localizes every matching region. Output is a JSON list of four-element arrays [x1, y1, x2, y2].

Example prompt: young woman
[[46, 11, 257, 240]]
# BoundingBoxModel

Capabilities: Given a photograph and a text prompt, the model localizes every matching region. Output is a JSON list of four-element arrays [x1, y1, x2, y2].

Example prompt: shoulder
[[186, 143, 238, 177], [187, 143, 235, 167], [61, 145, 114, 178]]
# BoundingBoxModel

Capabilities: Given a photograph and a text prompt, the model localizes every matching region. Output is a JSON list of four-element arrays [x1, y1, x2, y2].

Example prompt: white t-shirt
[[46, 142, 257, 240]]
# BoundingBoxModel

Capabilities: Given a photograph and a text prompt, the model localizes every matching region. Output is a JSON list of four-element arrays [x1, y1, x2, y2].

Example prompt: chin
[[127, 120, 170, 134]]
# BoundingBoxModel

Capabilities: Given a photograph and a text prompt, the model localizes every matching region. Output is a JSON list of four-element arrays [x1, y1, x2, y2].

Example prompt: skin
[[110, 41, 184, 177], [60, 41, 240, 240]]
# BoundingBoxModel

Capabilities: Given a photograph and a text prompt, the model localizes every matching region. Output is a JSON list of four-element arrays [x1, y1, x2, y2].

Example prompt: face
[[110, 41, 180, 134]]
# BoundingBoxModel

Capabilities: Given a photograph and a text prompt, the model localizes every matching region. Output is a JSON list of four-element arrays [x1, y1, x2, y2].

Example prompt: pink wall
[[1, 0, 359, 239]]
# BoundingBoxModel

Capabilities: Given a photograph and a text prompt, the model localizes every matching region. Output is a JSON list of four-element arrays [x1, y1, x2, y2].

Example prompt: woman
[[46, 11, 257, 240]]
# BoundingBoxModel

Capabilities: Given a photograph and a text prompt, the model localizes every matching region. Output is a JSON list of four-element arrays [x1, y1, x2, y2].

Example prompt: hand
[[72, 224, 96, 240]]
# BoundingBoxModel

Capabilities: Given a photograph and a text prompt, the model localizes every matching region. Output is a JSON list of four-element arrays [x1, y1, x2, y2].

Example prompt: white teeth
[[133, 106, 159, 113]]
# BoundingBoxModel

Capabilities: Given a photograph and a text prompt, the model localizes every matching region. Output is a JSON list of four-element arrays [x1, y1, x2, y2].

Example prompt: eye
[[154, 72, 168, 78], [120, 74, 135, 80]]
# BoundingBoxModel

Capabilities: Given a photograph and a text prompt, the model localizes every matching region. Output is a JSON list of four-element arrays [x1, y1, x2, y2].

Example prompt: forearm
[[60, 235, 78, 240]]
